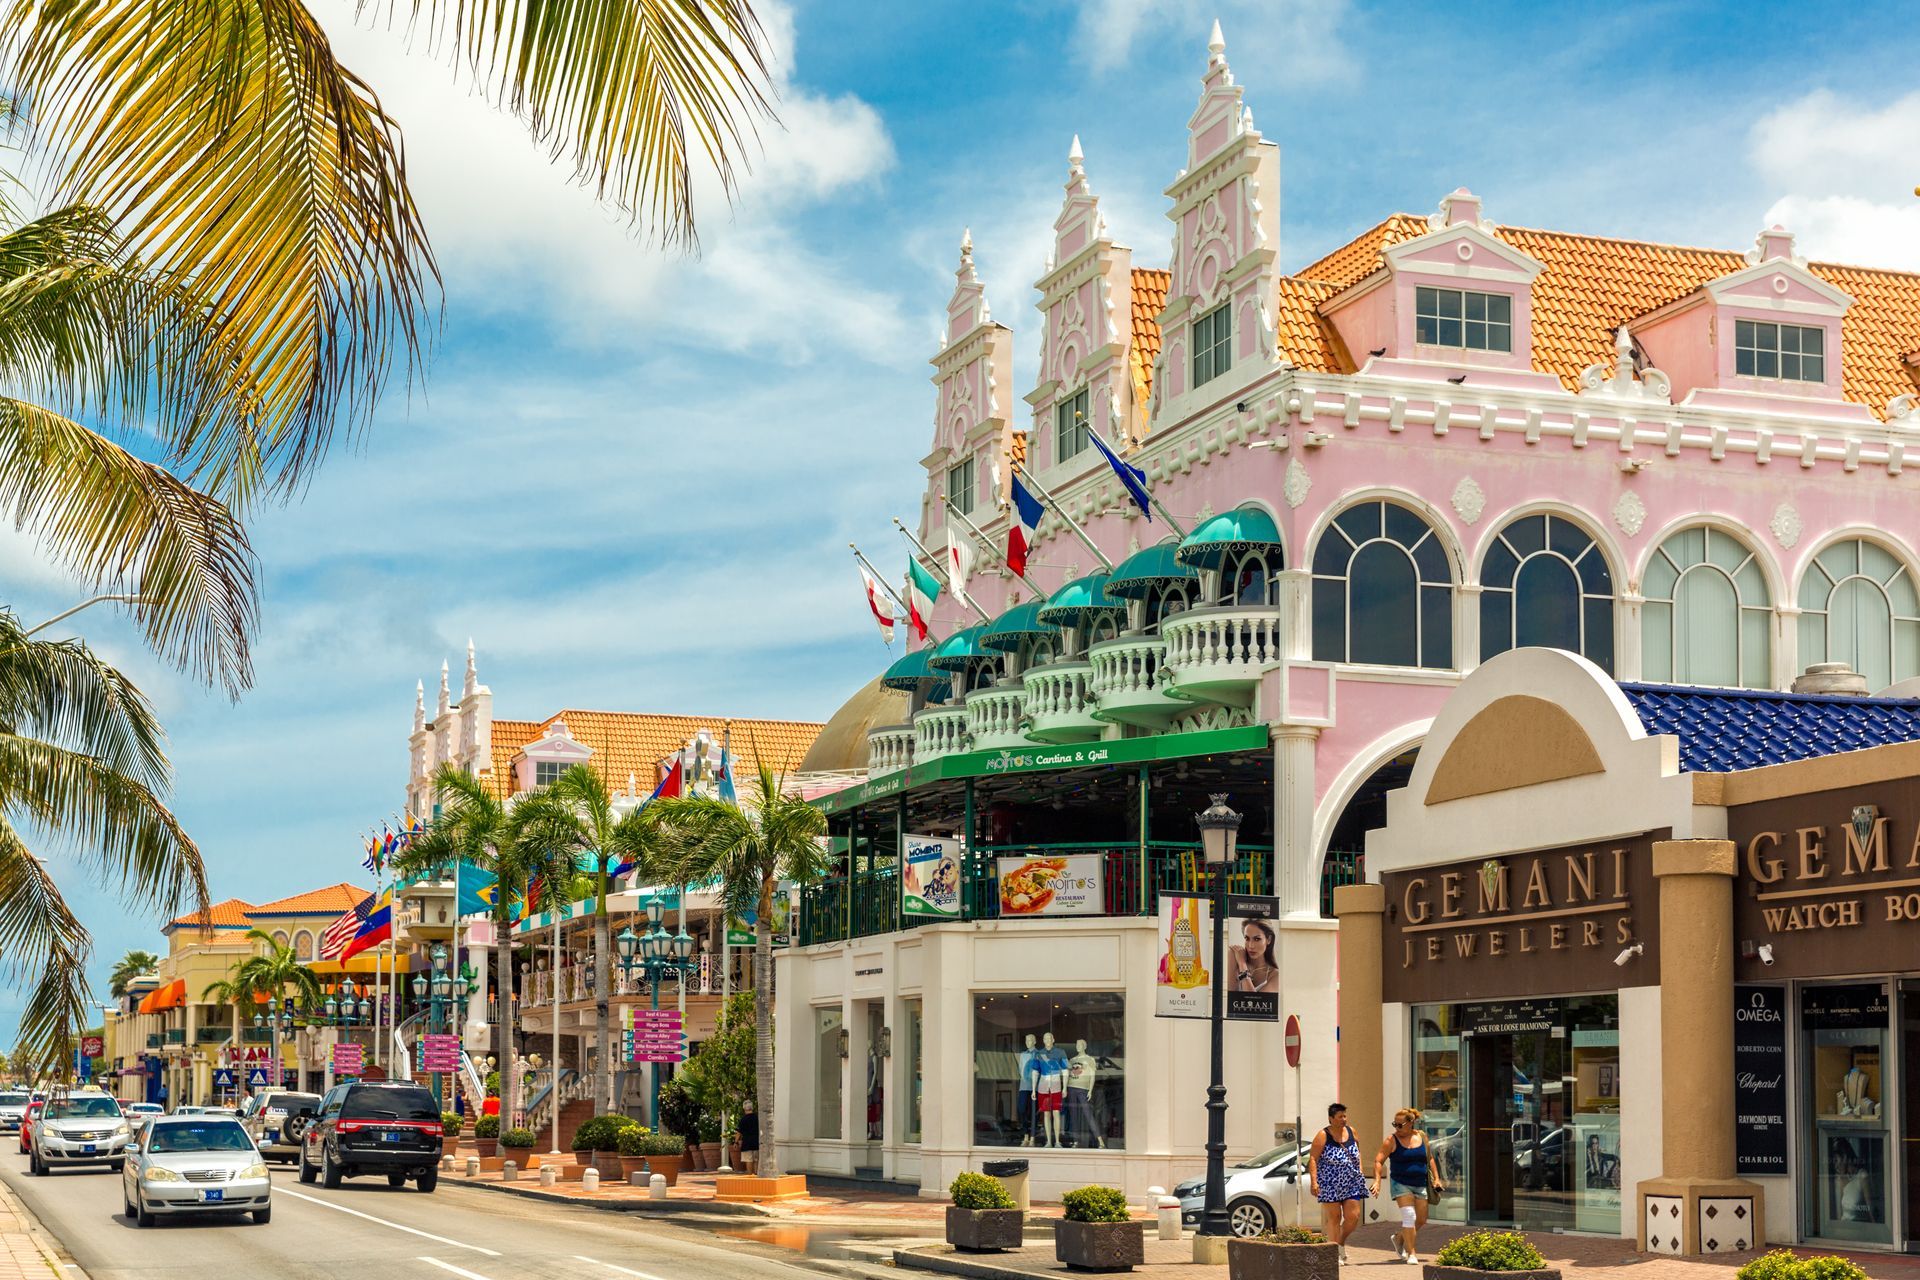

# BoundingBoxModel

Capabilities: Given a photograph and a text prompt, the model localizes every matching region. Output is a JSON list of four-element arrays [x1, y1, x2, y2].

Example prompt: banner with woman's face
[[1153, 892, 1280, 1020]]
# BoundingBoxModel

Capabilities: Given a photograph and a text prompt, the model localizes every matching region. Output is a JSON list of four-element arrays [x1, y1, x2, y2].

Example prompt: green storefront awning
[[881, 647, 940, 691], [1104, 541, 1198, 599], [1037, 573, 1124, 625], [1175, 506, 1285, 570], [928, 625, 995, 673], [981, 601, 1057, 653]]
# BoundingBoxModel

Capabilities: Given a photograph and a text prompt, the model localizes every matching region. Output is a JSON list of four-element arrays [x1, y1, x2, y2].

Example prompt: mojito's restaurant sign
[[1380, 833, 1662, 1004], [1730, 780, 1920, 981]]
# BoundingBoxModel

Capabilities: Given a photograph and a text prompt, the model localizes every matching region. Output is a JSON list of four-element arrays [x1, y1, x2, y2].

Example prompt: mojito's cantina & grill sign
[[1380, 833, 1662, 1004]]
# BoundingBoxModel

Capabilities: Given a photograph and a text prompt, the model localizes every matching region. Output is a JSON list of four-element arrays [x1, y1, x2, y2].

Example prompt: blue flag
[[718, 729, 737, 806], [1088, 431, 1153, 521]]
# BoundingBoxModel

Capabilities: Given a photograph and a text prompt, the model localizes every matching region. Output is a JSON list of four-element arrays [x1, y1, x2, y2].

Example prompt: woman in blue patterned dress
[[1309, 1101, 1368, 1262]]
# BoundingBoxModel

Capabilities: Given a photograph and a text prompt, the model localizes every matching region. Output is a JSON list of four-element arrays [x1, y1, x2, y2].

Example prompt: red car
[[17, 1100, 43, 1155]]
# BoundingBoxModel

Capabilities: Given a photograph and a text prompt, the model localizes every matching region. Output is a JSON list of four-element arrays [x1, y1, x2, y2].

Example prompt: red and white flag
[[946, 531, 976, 614], [859, 565, 897, 643]]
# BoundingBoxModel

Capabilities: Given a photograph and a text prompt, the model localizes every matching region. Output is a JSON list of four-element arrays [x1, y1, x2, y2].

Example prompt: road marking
[[418, 1258, 495, 1280], [575, 1257, 676, 1280], [275, 1186, 501, 1255]]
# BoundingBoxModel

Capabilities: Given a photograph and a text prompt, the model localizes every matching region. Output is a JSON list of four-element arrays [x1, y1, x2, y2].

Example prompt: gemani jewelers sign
[[1380, 833, 1663, 1004]]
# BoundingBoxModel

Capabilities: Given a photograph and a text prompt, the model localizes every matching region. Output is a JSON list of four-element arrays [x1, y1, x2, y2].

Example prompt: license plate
[[266, 1130, 279, 1143], [81, 1144, 96, 1155], [202, 1189, 223, 1202], [382, 1131, 405, 1144]]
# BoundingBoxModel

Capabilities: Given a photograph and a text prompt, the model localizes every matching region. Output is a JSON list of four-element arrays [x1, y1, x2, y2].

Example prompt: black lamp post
[[1195, 793, 1243, 1241], [622, 902, 695, 1131]]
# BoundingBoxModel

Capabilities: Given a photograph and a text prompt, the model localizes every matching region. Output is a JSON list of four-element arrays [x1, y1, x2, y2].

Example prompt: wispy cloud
[[1750, 89, 1920, 271]]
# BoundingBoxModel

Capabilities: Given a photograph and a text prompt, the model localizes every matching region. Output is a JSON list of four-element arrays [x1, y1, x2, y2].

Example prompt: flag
[[337, 889, 393, 963], [360, 835, 381, 875], [907, 558, 941, 642], [946, 531, 976, 614], [717, 728, 737, 806], [320, 894, 372, 961], [859, 565, 897, 643], [1088, 430, 1154, 521], [1008, 474, 1044, 576], [612, 756, 692, 880], [656, 755, 683, 799]]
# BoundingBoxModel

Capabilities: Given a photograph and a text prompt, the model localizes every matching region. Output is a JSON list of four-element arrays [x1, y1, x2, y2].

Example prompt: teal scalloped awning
[[881, 647, 953, 701], [981, 601, 1057, 653], [1104, 541, 1198, 599], [1175, 506, 1285, 569], [928, 625, 995, 673], [1037, 573, 1124, 625]]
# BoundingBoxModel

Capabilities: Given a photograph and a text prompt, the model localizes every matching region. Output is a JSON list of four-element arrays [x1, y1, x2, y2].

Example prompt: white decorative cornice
[[1580, 326, 1672, 403]]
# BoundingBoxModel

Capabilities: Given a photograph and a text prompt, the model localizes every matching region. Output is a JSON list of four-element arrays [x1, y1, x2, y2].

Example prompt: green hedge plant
[[617, 1128, 686, 1157], [1738, 1255, 1867, 1280], [950, 1172, 1016, 1210], [472, 1114, 500, 1139], [1434, 1231, 1547, 1272], [499, 1128, 535, 1149], [1061, 1185, 1131, 1224], [1255, 1227, 1328, 1245], [440, 1112, 461, 1133], [1737, 1251, 1800, 1280], [573, 1113, 642, 1151]]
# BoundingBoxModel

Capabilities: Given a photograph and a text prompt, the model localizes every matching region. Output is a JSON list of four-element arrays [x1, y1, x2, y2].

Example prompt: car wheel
[[416, 1170, 438, 1193], [298, 1143, 317, 1184], [386, 1173, 405, 1189], [321, 1144, 342, 1189], [253, 1206, 272, 1225], [134, 1197, 152, 1228], [109, 1159, 125, 1172], [1228, 1197, 1275, 1238]]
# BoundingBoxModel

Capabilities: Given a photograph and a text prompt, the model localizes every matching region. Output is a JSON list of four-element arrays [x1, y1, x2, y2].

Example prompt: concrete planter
[[593, 1152, 624, 1180], [1423, 1268, 1560, 1280], [1228, 1240, 1339, 1280], [500, 1146, 538, 1169], [474, 1139, 497, 1158], [699, 1142, 721, 1168], [646, 1154, 684, 1187], [441, 1137, 461, 1159], [1054, 1220, 1145, 1272], [946, 1206, 1024, 1252]]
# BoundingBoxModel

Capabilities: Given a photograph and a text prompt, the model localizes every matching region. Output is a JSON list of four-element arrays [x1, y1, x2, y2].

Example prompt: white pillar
[[1275, 568, 1313, 660], [1618, 593, 1645, 682], [1272, 724, 1321, 918], [1456, 583, 1483, 674]]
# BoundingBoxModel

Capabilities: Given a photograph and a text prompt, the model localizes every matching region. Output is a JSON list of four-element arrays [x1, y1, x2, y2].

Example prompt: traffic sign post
[[247, 1067, 268, 1089], [1284, 1014, 1303, 1229], [213, 1067, 237, 1095]]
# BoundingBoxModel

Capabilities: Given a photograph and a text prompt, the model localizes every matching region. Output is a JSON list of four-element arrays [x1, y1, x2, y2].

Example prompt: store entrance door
[[1468, 1030, 1574, 1230], [1469, 1034, 1517, 1223]]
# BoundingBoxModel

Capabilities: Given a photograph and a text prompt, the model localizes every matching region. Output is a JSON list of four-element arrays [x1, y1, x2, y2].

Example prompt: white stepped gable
[[924, 227, 1014, 532]]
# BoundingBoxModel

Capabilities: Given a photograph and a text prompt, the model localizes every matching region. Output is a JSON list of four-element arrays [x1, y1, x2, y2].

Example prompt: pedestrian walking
[[738, 1099, 759, 1174], [1308, 1102, 1367, 1262], [1371, 1107, 1443, 1264]]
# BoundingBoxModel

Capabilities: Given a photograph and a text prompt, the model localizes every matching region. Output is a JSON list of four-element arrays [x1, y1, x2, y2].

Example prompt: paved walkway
[[0, 1178, 58, 1280]]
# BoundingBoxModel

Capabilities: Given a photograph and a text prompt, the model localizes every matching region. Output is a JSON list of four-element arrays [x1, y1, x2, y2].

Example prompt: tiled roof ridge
[[540, 708, 824, 728], [1618, 681, 1920, 708]]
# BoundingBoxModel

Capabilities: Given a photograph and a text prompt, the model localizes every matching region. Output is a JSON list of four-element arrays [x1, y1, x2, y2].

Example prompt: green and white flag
[[907, 557, 941, 641]]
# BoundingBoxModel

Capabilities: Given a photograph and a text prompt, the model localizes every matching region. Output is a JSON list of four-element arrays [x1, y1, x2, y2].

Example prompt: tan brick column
[[1333, 883, 1385, 1168], [1636, 839, 1763, 1255]]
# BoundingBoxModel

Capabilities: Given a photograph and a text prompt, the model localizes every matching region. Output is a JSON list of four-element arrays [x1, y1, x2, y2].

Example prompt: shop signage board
[[901, 833, 963, 920], [420, 1033, 461, 1073], [80, 1035, 104, 1058], [726, 886, 795, 945], [1154, 894, 1281, 1020], [997, 854, 1102, 917], [1379, 832, 1664, 1004], [331, 1042, 364, 1076], [1733, 984, 1788, 1175]]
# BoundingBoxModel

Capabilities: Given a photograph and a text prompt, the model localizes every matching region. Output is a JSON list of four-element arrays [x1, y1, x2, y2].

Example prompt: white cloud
[[1749, 89, 1920, 271], [1073, 0, 1352, 82]]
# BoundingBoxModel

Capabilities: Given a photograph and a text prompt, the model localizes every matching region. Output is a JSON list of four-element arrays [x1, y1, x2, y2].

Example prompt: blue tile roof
[[1617, 683, 1920, 774]]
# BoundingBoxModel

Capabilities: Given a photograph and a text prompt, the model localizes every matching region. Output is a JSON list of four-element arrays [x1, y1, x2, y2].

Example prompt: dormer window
[[1735, 319, 1825, 383], [1192, 302, 1232, 386], [533, 760, 568, 789], [946, 457, 976, 516], [1054, 388, 1090, 462], [1416, 287, 1511, 353]]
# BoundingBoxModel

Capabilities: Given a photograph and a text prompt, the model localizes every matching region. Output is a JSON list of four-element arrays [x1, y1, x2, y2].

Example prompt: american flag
[[319, 893, 373, 960]]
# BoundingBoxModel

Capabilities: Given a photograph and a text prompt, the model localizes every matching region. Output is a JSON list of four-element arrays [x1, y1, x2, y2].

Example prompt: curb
[[894, 1244, 1059, 1280], [442, 1177, 777, 1218], [0, 1175, 87, 1280]]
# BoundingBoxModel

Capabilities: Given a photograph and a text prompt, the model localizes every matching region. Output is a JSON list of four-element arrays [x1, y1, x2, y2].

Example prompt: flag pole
[[893, 518, 993, 622], [940, 496, 1048, 597], [1084, 426, 1189, 536], [849, 543, 925, 633], [1010, 463, 1116, 570]]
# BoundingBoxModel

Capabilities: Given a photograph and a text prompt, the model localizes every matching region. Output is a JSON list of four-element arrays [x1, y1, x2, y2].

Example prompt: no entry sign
[[1284, 1014, 1302, 1068]]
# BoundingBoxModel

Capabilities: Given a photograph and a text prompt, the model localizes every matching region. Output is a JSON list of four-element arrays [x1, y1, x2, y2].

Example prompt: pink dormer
[[1629, 224, 1867, 421], [1321, 188, 1544, 375], [921, 229, 1014, 540]]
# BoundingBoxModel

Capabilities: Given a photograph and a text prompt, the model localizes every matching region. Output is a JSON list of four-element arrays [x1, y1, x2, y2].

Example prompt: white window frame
[[946, 456, 976, 516], [1734, 319, 1826, 383], [1415, 286, 1513, 353], [1796, 537, 1920, 690], [1640, 527, 1773, 689], [533, 759, 568, 789], [1054, 388, 1090, 463], [1192, 302, 1232, 386], [1478, 514, 1615, 671], [1311, 500, 1455, 669]]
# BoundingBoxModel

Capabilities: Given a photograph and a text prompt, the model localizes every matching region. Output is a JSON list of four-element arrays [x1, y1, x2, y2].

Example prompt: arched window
[[293, 930, 314, 960], [1641, 526, 1772, 688], [1479, 514, 1615, 671], [1311, 501, 1454, 668], [1797, 538, 1920, 690], [271, 930, 290, 949], [1218, 550, 1279, 607], [1142, 581, 1198, 633]]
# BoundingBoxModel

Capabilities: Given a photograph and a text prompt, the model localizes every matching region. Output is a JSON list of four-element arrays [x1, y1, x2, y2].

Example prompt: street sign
[[247, 1067, 268, 1088], [213, 1068, 236, 1090], [629, 1052, 684, 1064], [1284, 1014, 1302, 1068], [80, 1035, 104, 1058], [331, 1043, 364, 1076], [420, 1033, 460, 1072]]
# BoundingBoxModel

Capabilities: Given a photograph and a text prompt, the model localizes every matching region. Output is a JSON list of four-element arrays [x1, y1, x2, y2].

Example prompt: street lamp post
[[618, 902, 694, 1132], [1195, 794, 1243, 1244], [411, 942, 461, 1108]]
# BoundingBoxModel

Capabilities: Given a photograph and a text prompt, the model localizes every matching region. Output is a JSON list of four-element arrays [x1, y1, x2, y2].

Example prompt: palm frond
[[0, 608, 171, 792], [0, 815, 92, 1077]]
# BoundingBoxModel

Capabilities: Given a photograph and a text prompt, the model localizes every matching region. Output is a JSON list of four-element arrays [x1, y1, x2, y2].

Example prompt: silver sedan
[[122, 1115, 272, 1226]]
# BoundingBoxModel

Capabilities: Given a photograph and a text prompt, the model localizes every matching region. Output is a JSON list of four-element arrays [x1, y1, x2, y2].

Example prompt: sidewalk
[[443, 1159, 950, 1224], [0, 1177, 67, 1280]]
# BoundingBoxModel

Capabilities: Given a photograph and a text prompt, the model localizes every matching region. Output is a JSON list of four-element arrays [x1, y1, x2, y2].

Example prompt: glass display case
[[972, 992, 1124, 1149], [1802, 983, 1890, 1245]]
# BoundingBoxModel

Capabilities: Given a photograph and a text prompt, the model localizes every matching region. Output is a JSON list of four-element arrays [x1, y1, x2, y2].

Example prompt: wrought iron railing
[[1320, 849, 1365, 918]]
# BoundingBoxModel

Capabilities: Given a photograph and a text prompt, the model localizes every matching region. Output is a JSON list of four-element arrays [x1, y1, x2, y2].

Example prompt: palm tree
[[0, 606, 207, 1075], [108, 949, 161, 999], [512, 763, 668, 1113], [389, 765, 575, 1128], [205, 929, 325, 1087], [656, 758, 825, 1176]]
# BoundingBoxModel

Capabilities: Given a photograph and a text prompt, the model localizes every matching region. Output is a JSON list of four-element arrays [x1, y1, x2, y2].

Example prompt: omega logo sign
[[1735, 991, 1782, 1023]]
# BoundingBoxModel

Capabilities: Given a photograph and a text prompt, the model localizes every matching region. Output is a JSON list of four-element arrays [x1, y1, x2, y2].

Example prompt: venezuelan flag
[[337, 887, 393, 962]]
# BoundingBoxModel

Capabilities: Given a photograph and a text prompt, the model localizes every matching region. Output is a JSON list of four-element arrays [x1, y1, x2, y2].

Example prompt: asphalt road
[[0, 1148, 833, 1280]]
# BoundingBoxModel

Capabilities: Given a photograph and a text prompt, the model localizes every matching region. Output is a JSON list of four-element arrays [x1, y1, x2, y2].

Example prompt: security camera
[[1613, 942, 1644, 967], [1758, 944, 1775, 967]]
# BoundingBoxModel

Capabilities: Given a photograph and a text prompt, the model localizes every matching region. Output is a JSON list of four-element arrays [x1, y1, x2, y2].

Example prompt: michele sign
[[1380, 833, 1662, 1004]]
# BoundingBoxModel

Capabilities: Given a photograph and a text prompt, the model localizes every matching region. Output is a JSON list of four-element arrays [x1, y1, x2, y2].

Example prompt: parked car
[[1175, 1143, 1311, 1237], [298, 1081, 442, 1191], [29, 1092, 130, 1175], [0, 1090, 34, 1132], [242, 1092, 321, 1163], [123, 1113, 271, 1226], [17, 1100, 43, 1154]]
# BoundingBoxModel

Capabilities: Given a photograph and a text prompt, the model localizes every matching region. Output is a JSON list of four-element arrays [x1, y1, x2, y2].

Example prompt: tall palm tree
[[656, 758, 825, 1176], [389, 765, 575, 1128], [108, 949, 161, 999], [512, 763, 667, 1113], [204, 928, 325, 1086], [0, 606, 207, 1074]]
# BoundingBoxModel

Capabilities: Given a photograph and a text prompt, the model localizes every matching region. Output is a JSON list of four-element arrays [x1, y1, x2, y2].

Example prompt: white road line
[[575, 1257, 676, 1280], [275, 1186, 502, 1255], [417, 1258, 496, 1280]]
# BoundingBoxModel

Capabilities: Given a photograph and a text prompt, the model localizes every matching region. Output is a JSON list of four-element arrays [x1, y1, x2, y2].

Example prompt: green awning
[[881, 647, 940, 691], [1037, 573, 1124, 624], [981, 601, 1058, 653], [928, 625, 996, 673], [1105, 541, 1198, 599], [1175, 506, 1285, 569]]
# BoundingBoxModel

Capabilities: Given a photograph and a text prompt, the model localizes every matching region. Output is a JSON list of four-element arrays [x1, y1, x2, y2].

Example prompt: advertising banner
[[1734, 984, 1789, 1175], [1155, 895, 1212, 1018], [725, 885, 795, 946], [902, 833, 963, 920], [1154, 893, 1282, 1020], [331, 1042, 364, 1076], [995, 854, 1103, 917]]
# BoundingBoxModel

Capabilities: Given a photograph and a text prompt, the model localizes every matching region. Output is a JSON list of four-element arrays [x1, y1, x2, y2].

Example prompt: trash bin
[[983, 1158, 1030, 1213]]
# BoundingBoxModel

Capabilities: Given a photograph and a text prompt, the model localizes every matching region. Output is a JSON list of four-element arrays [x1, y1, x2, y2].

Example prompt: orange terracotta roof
[[1297, 213, 1432, 289], [1275, 276, 1349, 372], [248, 882, 369, 917], [1130, 268, 1170, 409], [474, 719, 546, 800], [1007, 430, 1028, 473], [536, 711, 821, 791], [165, 898, 255, 931]]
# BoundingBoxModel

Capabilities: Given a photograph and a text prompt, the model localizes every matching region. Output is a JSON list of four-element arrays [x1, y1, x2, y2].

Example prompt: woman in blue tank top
[[1371, 1107, 1444, 1264], [1308, 1102, 1368, 1262]]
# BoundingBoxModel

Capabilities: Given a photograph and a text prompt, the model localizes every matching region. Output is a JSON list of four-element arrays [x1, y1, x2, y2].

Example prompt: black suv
[[298, 1081, 442, 1191]]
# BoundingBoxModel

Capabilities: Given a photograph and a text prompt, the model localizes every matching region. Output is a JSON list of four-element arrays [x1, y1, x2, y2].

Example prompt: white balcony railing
[[1088, 633, 1192, 727], [867, 724, 914, 775], [965, 682, 1030, 750], [1022, 660, 1102, 743], [1160, 605, 1285, 707], [912, 703, 972, 763]]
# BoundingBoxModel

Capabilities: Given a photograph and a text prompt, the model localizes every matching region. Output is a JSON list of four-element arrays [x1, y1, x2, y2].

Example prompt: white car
[[124, 1114, 271, 1226], [29, 1092, 130, 1175], [0, 1090, 33, 1132], [1175, 1144, 1314, 1237]]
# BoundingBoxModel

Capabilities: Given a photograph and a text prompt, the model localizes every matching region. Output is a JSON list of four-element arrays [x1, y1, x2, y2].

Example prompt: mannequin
[[1017, 1034, 1039, 1146], [1066, 1039, 1101, 1148], [1036, 1032, 1067, 1148]]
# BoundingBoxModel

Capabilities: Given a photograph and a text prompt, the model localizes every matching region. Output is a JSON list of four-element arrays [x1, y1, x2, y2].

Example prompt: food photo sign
[[902, 833, 963, 919], [995, 854, 1103, 917]]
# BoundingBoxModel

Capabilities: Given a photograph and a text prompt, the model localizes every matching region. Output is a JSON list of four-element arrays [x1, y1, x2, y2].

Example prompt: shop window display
[[815, 1006, 844, 1140], [973, 992, 1124, 1149], [1803, 983, 1890, 1244], [905, 1000, 924, 1144], [1411, 1005, 1465, 1223]]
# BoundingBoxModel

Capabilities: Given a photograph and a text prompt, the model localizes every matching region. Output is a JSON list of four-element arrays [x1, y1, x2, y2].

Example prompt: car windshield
[[148, 1121, 253, 1153], [342, 1086, 438, 1121], [46, 1096, 121, 1119], [0, 1093, 27, 1105]]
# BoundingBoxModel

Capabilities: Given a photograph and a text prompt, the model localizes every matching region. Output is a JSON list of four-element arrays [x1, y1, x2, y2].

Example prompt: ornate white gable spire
[[436, 659, 450, 718], [1580, 326, 1672, 402], [413, 680, 425, 734], [924, 227, 1015, 535], [463, 638, 478, 699]]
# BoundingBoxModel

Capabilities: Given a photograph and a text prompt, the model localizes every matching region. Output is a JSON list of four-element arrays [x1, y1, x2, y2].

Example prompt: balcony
[[164, 1029, 185, 1045], [1022, 660, 1102, 743], [867, 724, 914, 775], [965, 682, 1030, 751], [1161, 605, 1284, 706], [195, 1026, 228, 1044], [145, 1034, 162, 1049], [1087, 634, 1189, 727], [912, 703, 972, 764]]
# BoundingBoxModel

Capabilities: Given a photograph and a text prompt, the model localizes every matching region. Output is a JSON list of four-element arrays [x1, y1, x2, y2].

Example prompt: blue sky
[[5, 0, 1920, 1045]]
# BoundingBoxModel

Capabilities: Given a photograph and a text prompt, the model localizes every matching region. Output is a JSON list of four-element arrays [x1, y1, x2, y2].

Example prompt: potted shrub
[[696, 1112, 722, 1169], [498, 1128, 538, 1169], [439, 1112, 463, 1158], [657, 1081, 701, 1168], [472, 1114, 500, 1159], [1228, 1227, 1336, 1280], [593, 1114, 639, 1179], [615, 1127, 688, 1185], [946, 1172, 1023, 1253], [1427, 1231, 1558, 1280], [1055, 1185, 1143, 1272], [1733, 1254, 1864, 1280]]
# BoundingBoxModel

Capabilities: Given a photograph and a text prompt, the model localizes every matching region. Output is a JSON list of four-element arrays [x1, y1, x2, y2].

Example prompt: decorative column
[[1332, 884, 1385, 1166], [1272, 724, 1321, 916], [1636, 839, 1762, 1255]]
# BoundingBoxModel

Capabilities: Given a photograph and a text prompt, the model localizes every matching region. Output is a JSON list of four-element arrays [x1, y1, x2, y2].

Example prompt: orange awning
[[140, 978, 186, 1012]]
